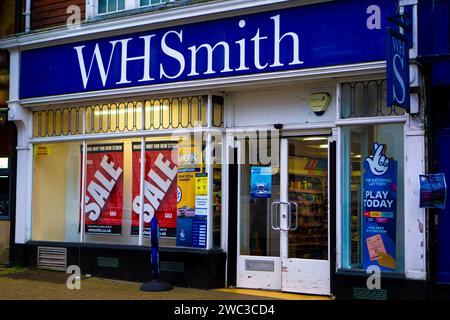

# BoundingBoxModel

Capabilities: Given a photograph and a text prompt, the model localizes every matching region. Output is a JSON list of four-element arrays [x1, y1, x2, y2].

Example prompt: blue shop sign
[[386, 28, 410, 112], [20, 0, 396, 99]]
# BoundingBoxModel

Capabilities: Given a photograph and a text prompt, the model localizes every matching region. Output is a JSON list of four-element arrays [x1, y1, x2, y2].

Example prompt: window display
[[32, 142, 81, 242], [32, 134, 220, 250], [341, 123, 404, 273], [83, 143, 124, 235]]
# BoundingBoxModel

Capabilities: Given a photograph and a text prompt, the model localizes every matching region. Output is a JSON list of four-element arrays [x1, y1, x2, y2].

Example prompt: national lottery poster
[[362, 143, 398, 271], [81, 143, 124, 235], [131, 141, 178, 238]]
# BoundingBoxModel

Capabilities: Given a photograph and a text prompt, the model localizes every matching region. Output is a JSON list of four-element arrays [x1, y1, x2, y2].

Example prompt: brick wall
[[31, 0, 85, 30]]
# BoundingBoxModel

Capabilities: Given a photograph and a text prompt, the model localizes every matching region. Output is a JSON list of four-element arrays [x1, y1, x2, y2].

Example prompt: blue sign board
[[250, 166, 272, 199], [20, 0, 396, 99], [386, 28, 410, 112], [175, 216, 207, 248], [419, 173, 447, 209], [176, 216, 193, 247], [192, 217, 207, 249], [362, 143, 398, 271]]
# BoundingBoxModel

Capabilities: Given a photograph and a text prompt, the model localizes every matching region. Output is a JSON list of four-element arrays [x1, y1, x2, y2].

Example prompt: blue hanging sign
[[419, 173, 447, 209], [362, 143, 398, 271], [386, 15, 411, 112], [19, 0, 396, 99]]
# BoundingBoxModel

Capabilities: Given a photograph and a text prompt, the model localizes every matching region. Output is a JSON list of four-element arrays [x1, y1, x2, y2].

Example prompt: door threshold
[[213, 288, 332, 300]]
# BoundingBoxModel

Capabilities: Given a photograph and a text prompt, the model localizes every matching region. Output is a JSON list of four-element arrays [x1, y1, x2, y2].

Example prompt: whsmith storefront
[[0, 0, 428, 299]]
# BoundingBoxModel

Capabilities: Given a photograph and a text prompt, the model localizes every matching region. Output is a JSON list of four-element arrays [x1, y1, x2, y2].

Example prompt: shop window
[[141, 135, 207, 248], [32, 133, 222, 250], [32, 142, 81, 242], [340, 123, 405, 273], [32, 96, 214, 138], [340, 80, 405, 118]]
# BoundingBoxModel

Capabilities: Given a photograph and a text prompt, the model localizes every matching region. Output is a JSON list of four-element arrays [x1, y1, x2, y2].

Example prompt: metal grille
[[37, 246, 67, 271], [340, 80, 405, 119], [32, 95, 217, 138]]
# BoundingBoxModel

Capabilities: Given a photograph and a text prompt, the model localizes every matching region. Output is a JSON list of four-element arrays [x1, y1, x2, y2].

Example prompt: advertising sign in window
[[131, 141, 178, 238], [81, 143, 124, 235], [362, 143, 397, 271]]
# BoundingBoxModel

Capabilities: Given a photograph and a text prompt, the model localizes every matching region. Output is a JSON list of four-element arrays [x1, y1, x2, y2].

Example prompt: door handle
[[270, 201, 281, 231], [271, 201, 293, 231], [289, 201, 299, 231]]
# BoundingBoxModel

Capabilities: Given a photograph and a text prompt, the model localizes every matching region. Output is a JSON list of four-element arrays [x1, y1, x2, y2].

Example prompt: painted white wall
[[404, 125, 426, 279], [8, 49, 33, 244], [229, 82, 336, 128]]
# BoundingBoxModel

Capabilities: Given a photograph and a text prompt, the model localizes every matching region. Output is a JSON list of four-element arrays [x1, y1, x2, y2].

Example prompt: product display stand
[[140, 217, 173, 292]]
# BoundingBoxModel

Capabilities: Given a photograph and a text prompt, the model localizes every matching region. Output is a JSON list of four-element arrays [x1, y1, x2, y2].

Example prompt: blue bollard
[[139, 216, 173, 292], [150, 216, 159, 281]]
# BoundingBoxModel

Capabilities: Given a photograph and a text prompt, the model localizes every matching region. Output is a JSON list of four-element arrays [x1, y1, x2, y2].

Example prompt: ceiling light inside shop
[[94, 105, 169, 116], [306, 144, 329, 149], [302, 137, 329, 141]]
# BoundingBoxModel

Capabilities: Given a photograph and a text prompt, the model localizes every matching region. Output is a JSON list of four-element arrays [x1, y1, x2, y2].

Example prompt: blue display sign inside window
[[250, 166, 272, 199], [20, 0, 396, 99], [362, 143, 398, 271]]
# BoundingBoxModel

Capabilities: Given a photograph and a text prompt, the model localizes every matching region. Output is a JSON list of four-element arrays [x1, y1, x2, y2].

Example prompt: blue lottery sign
[[362, 143, 398, 271]]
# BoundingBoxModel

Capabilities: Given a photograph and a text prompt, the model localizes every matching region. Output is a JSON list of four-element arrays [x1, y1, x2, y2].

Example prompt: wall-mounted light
[[307, 92, 331, 116]]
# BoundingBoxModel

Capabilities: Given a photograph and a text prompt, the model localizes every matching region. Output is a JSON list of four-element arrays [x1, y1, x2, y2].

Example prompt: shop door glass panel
[[239, 139, 280, 257], [287, 138, 328, 260]]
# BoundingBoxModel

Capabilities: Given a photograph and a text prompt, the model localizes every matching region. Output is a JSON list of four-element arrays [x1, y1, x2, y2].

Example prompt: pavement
[[0, 267, 331, 300]]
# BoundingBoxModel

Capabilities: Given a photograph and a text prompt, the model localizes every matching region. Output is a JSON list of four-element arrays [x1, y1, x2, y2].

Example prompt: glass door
[[236, 135, 331, 295], [280, 137, 330, 295], [237, 137, 282, 290]]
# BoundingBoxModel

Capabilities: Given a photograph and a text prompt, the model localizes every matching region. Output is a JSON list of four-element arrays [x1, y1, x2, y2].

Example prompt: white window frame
[[29, 94, 223, 251], [87, 0, 177, 18], [334, 76, 426, 280]]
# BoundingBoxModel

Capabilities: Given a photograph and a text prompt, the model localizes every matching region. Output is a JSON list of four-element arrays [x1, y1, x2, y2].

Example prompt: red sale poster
[[81, 143, 124, 235], [131, 141, 178, 238]]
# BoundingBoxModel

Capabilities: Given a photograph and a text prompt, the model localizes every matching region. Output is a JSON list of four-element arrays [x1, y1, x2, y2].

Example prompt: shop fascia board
[[14, 61, 386, 108], [0, 0, 332, 51]]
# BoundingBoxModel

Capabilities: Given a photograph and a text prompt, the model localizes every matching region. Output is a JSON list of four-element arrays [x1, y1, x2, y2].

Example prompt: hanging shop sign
[[362, 143, 398, 271], [81, 143, 124, 235], [250, 166, 272, 199], [386, 12, 411, 112], [419, 173, 447, 209], [20, 0, 396, 99], [386, 29, 410, 112], [131, 141, 178, 238]]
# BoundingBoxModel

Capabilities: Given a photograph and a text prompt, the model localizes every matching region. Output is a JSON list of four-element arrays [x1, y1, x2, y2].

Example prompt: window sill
[[26, 240, 223, 254], [336, 268, 406, 279]]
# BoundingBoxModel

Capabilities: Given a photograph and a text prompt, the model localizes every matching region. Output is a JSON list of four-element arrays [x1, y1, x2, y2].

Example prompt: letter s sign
[[386, 29, 410, 112]]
